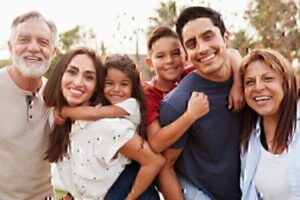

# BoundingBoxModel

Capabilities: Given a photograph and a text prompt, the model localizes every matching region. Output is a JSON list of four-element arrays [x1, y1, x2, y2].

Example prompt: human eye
[[18, 36, 29, 44], [185, 39, 196, 50], [121, 82, 130, 87], [263, 75, 275, 82], [244, 78, 254, 86], [65, 68, 77, 75], [84, 74, 96, 81], [39, 38, 50, 47], [105, 80, 113, 85], [155, 54, 165, 59], [203, 33, 214, 41], [172, 49, 181, 57]]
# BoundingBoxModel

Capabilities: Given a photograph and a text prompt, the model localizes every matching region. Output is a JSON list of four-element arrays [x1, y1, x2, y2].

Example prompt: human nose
[[27, 40, 40, 53], [166, 54, 173, 64], [254, 77, 265, 91], [197, 41, 209, 54], [112, 84, 120, 92], [73, 75, 83, 86]]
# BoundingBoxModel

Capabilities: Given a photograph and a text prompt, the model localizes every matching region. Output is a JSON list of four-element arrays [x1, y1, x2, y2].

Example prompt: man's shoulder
[[182, 64, 196, 78], [161, 83, 191, 111], [168, 73, 196, 97], [0, 67, 9, 85], [179, 70, 198, 83]]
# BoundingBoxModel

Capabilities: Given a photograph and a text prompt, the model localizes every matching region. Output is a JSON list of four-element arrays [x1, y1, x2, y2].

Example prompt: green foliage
[[45, 50, 63, 78], [0, 59, 12, 68], [147, 0, 177, 35], [45, 26, 96, 78], [248, 0, 300, 61], [55, 189, 67, 199], [58, 25, 96, 54], [58, 26, 80, 52], [231, 0, 300, 61], [231, 30, 260, 57], [141, 0, 178, 81]]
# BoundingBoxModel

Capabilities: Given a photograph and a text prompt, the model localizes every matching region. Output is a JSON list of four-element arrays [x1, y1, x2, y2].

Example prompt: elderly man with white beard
[[0, 11, 57, 200]]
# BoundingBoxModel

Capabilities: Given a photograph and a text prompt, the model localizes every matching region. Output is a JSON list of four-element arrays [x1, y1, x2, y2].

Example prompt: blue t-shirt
[[159, 72, 242, 200]]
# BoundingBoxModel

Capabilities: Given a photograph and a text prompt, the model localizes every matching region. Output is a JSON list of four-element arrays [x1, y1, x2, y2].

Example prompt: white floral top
[[57, 98, 140, 199]]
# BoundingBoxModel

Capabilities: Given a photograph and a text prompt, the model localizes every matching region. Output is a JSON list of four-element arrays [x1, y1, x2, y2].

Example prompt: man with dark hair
[[159, 6, 242, 200]]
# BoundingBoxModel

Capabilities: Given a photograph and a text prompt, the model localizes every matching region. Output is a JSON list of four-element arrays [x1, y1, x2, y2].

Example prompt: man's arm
[[227, 48, 244, 112], [147, 91, 209, 153], [157, 148, 183, 200]]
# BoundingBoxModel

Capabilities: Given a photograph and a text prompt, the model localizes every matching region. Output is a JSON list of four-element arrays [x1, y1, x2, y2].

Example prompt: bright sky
[[0, 0, 249, 59]]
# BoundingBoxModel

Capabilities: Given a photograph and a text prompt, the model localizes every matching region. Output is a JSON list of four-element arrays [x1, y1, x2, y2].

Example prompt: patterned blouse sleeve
[[92, 118, 135, 164]]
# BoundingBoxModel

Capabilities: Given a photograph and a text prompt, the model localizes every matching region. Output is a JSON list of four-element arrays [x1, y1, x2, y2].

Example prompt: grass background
[[55, 189, 67, 199]]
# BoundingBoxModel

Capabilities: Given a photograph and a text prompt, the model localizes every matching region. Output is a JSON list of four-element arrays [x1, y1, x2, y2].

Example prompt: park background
[[1, 0, 300, 81], [1, 0, 300, 198]]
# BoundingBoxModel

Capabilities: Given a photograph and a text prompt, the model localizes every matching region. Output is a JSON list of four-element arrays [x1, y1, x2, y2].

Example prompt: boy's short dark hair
[[176, 6, 226, 44], [147, 26, 179, 54]]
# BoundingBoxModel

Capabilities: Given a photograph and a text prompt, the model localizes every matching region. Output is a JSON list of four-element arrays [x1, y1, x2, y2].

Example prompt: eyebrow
[[184, 29, 216, 46], [245, 72, 274, 79], [201, 29, 215, 36], [171, 47, 181, 52], [184, 37, 196, 47], [85, 71, 96, 75], [154, 51, 166, 55], [67, 65, 96, 74], [18, 33, 51, 40]]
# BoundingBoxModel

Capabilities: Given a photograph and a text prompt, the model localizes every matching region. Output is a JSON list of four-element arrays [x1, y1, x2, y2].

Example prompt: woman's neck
[[262, 116, 283, 153]]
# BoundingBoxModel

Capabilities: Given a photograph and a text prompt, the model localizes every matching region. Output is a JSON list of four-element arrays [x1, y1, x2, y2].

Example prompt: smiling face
[[244, 60, 284, 120], [148, 36, 185, 83], [104, 68, 133, 105], [9, 20, 55, 78], [182, 17, 229, 79], [104, 68, 132, 104], [61, 54, 97, 106]]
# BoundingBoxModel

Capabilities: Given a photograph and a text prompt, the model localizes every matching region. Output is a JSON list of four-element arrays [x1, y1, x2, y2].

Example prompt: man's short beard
[[13, 56, 51, 78]]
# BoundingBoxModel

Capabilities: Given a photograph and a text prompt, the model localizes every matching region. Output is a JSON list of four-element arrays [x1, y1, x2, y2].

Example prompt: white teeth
[[111, 95, 122, 98], [25, 56, 40, 61], [254, 96, 270, 101], [165, 66, 176, 71], [69, 88, 83, 95], [200, 53, 215, 62]]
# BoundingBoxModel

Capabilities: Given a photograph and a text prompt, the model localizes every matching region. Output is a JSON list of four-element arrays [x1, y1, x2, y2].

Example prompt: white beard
[[13, 54, 51, 78]]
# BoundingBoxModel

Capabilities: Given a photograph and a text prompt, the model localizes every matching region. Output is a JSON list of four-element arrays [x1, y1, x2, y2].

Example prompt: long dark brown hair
[[240, 49, 298, 152], [103, 54, 147, 139], [43, 47, 104, 162]]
